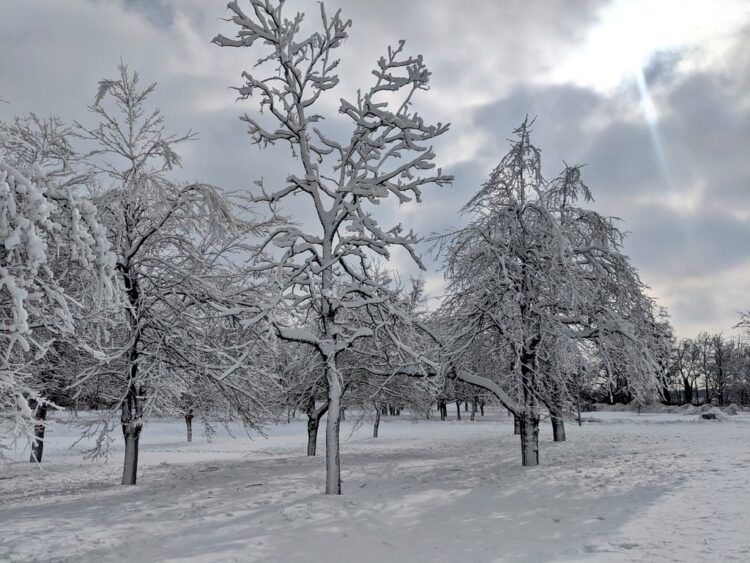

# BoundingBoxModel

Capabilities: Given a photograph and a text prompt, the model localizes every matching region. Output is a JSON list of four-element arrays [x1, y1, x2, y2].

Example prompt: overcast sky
[[1, 0, 748, 338]]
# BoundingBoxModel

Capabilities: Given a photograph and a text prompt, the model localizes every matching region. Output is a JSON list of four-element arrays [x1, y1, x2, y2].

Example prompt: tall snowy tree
[[214, 0, 451, 494], [438, 120, 666, 466], [1, 114, 115, 459], [76, 64, 277, 484]]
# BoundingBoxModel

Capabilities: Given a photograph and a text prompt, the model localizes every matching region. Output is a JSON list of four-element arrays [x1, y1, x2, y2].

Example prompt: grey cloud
[[626, 208, 750, 275], [1, 0, 748, 336]]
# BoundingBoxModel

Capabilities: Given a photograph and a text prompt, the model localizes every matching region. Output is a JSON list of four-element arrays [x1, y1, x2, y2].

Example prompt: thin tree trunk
[[120, 265, 143, 486], [456, 400, 462, 420], [122, 431, 140, 485], [464, 401, 468, 412], [185, 413, 194, 443], [29, 402, 48, 463], [519, 412, 540, 467], [550, 408, 566, 442], [470, 399, 477, 421], [306, 396, 329, 456], [480, 401, 485, 416], [373, 404, 381, 438], [514, 414, 521, 435], [705, 376, 710, 404], [307, 416, 320, 456], [325, 363, 343, 495], [121, 380, 143, 486], [576, 384, 582, 426], [683, 377, 693, 405]]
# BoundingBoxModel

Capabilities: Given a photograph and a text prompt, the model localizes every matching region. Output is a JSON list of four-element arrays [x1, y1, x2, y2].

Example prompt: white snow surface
[[1, 409, 748, 562]]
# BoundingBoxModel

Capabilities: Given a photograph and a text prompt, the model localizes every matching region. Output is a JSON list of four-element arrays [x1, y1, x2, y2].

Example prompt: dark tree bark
[[456, 400, 462, 420], [119, 264, 144, 486], [705, 377, 711, 405], [185, 410, 194, 443], [682, 377, 693, 405], [325, 370, 342, 494], [307, 417, 320, 456], [518, 337, 541, 466], [121, 380, 143, 486], [306, 395, 329, 456], [480, 401, 485, 416], [470, 399, 477, 421], [29, 402, 48, 463], [514, 414, 521, 435], [373, 404, 381, 438], [550, 408, 566, 442], [519, 412, 540, 467]]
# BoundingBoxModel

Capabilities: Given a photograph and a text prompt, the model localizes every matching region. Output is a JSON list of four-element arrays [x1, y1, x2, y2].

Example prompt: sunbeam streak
[[634, 68, 676, 193]]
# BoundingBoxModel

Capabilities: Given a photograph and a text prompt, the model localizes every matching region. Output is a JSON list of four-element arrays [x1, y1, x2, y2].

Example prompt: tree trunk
[[480, 401, 485, 416], [29, 402, 48, 463], [464, 401, 468, 412], [456, 400, 462, 420], [576, 385, 582, 426], [185, 413, 194, 443], [121, 382, 143, 486], [122, 431, 140, 485], [307, 416, 320, 456], [705, 377, 710, 405], [470, 399, 477, 421], [325, 364, 343, 495], [306, 396, 328, 456], [514, 414, 521, 435], [550, 409, 566, 442], [438, 400, 447, 421], [683, 377, 693, 405], [373, 404, 381, 438], [120, 265, 143, 486], [519, 412, 540, 467]]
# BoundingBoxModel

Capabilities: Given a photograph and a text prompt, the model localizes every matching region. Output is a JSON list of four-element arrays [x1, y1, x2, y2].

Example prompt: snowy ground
[[1, 409, 749, 562]]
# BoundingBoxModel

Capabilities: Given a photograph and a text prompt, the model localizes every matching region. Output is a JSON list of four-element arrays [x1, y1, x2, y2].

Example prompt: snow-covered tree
[[669, 338, 703, 405], [274, 339, 329, 455], [76, 64, 277, 484], [1, 114, 115, 459], [214, 1, 451, 494], [438, 120, 667, 466]]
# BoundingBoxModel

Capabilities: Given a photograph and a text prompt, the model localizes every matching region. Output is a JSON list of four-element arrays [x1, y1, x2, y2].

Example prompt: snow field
[[1, 409, 748, 562]]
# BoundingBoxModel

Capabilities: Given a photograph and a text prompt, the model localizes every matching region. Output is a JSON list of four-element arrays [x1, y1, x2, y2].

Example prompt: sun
[[552, 0, 750, 92]]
